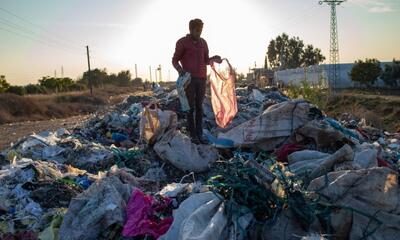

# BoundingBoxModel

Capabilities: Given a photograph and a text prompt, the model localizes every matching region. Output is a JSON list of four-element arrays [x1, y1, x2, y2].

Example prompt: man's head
[[189, 18, 203, 41]]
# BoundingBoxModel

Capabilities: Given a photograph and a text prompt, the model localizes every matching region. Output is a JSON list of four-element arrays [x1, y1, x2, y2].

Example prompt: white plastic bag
[[154, 131, 218, 172], [176, 72, 191, 112], [160, 192, 227, 240]]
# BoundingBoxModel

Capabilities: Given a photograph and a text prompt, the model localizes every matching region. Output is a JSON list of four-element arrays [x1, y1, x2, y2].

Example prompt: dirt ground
[[0, 86, 145, 151], [0, 114, 91, 151], [0, 86, 141, 124], [323, 90, 400, 132]]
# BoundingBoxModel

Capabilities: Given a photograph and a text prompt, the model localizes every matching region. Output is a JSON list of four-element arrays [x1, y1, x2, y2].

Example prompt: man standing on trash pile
[[172, 18, 222, 144]]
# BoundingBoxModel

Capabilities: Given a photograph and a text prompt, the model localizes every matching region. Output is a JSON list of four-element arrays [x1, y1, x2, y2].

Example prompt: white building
[[274, 63, 394, 89]]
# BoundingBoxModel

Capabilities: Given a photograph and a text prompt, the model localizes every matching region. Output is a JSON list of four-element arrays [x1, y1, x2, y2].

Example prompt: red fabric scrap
[[276, 143, 304, 163], [122, 189, 173, 239], [377, 157, 391, 168]]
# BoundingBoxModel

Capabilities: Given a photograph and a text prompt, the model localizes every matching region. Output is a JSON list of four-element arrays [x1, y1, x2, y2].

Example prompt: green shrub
[[6, 86, 27, 95], [349, 58, 382, 87], [285, 78, 326, 108]]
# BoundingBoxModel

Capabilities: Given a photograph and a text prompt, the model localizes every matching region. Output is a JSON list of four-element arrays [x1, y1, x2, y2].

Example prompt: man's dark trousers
[[185, 77, 206, 139]]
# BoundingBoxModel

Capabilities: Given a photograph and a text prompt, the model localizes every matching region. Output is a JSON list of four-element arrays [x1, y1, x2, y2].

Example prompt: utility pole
[[135, 64, 138, 79], [86, 45, 93, 95], [157, 64, 162, 82], [149, 66, 152, 82], [319, 0, 345, 93], [54, 70, 57, 78], [61, 66, 64, 78], [155, 68, 158, 83]]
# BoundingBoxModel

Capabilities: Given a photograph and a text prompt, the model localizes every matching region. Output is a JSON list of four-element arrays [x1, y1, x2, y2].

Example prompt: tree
[[267, 33, 325, 70], [58, 77, 74, 91], [267, 33, 290, 69], [25, 84, 47, 94], [132, 77, 143, 87], [349, 58, 382, 87], [39, 76, 77, 92], [106, 73, 118, 85], [264, 55, 269, 69], [80, 68, 108, 87], [236, 73, 245, 82], [0, 75, 10, 93], [302, 45, 326, 67], [39, 76, 58, 92], [116, 70, 131, 86], [286, 36, 304, 69], [67, 83, 86, 91], [6, 85, 26, 95], [381, 59, 400, 87]]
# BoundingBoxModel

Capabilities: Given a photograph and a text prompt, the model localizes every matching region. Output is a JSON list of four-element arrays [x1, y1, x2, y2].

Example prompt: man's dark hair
[[189, 18, 203, 30]]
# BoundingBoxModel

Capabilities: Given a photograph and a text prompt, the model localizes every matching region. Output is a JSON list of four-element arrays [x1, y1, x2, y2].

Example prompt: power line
[[260, 4, 327, 72], [88, 51, 117, 68], [0, 6, 82, 49], [0, 18, 82, 54], [0, 26, 82, 56], [263, 4, 320, 39]]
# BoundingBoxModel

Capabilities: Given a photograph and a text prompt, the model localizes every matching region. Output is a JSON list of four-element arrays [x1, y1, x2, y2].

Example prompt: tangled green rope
[[111, 146, 143, 168]]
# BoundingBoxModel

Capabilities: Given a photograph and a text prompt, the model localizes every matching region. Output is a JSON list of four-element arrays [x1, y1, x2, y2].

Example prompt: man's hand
[[211, 55, 222, 64], [176, 66, 186, 77], [178, 69, 187, 77]]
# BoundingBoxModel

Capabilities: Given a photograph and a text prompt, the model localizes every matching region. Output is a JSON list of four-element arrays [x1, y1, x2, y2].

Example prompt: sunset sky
[[1, 0, 399, 85]]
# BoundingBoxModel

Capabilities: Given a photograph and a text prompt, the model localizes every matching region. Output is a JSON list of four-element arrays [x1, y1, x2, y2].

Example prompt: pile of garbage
[[1, 84, 399, 240]]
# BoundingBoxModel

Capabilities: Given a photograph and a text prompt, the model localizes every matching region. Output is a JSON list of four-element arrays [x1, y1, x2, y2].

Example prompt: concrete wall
[[274, 63, 394, 89]]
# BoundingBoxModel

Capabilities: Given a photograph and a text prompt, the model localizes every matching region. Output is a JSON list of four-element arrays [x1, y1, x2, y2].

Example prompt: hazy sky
[[0, 0, 399, 85]]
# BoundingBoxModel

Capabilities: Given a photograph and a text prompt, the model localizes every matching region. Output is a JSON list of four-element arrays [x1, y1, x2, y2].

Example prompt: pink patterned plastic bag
[[210, 59, 238, 128]]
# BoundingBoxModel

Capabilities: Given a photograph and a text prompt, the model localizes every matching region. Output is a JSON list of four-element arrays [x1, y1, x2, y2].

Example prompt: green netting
[[208, 150, 383, 239]]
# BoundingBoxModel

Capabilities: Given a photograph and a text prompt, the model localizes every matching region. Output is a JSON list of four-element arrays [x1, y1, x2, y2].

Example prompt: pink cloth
[[122, 189, 173, 239], [210, 59, 238, 128]]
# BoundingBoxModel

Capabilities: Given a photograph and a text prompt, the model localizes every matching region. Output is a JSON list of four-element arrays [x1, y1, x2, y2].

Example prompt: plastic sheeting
[[160, 192, 227, 240], [308, 167, 400, 239], [209, 59, 238, 128], [288, 144, 354, 181], [154, 131, 219, 172], [58, 169, 137, 240], [218, 100, 312, 149], [139, 107, 219, 173]]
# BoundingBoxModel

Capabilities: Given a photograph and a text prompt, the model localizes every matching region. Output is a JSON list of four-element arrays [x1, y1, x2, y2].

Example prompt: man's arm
[[172, 39, 184, 74], [204, 39, 210, 65]]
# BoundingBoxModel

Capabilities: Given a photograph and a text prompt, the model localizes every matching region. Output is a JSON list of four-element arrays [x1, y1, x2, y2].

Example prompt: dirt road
[[0, 115, 91, 151]]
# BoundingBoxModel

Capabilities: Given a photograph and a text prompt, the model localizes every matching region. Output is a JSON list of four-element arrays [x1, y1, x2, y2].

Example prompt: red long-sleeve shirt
[[172, 34, 210, 79]]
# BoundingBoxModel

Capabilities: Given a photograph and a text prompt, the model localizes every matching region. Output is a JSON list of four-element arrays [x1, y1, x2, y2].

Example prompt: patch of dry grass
[[0, 86, 140, 124], [324, 94, 400, 132]]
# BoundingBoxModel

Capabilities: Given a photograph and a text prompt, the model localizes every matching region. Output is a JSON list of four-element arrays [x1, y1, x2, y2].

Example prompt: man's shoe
[[197, 135, 208, 144], [191, 136, 200, 144]]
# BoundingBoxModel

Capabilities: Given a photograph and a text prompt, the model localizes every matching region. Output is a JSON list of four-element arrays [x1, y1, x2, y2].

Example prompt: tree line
[[266, 33, 326, 70], [0, 69, 144, 95], [350, 59, 400, 88], [266, 33, 400, 88]]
